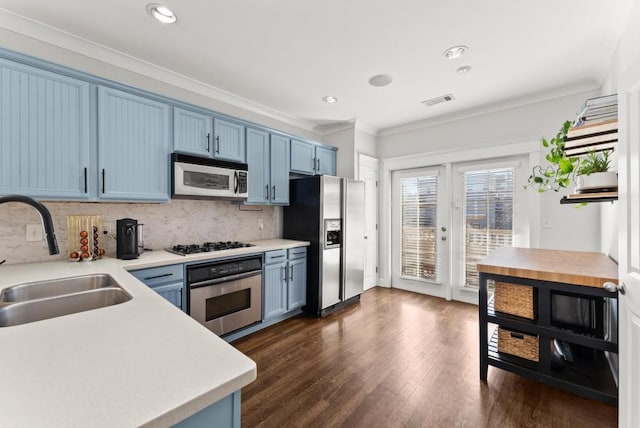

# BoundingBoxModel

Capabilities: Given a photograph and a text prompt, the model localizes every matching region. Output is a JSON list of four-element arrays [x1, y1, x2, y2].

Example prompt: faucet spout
[[0, 195, 59, 255]]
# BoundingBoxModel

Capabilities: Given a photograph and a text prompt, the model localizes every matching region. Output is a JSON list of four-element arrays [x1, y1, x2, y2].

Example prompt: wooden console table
[[477, 247, 619, 404]]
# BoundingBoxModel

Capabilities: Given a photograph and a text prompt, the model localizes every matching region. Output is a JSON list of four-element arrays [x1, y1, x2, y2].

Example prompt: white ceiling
[[0, 0, 633, 134]]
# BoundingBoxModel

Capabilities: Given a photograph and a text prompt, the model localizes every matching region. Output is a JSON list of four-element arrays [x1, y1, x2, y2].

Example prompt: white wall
[[323, 126, 356, 178], [376, 91, 603, 286], [599, 0, 640, 261]]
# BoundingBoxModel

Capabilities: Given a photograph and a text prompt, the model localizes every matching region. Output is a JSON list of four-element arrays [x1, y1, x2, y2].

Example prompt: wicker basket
[[494, 282, 535, 320], [498, 327, 539, 362]]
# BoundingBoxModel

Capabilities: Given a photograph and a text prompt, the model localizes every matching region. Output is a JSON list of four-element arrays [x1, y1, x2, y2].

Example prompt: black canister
[[116, 218, 139, 260]]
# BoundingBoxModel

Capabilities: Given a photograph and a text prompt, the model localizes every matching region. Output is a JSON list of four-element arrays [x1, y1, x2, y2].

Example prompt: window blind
[[464, 168, 514, 287], [400, 175, 439, 282]]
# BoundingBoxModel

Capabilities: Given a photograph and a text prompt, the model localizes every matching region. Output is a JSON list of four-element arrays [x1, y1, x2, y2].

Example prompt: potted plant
[[575, 150, 617, 190], [526, 121, 616, 192]]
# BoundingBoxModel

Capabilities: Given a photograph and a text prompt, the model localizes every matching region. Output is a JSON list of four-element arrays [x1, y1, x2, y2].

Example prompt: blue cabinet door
[[98, 87, 171, 201], [0, 58, 91, 199], [315, 146, 337, 176], [213, 118, 245, 163], [174, 107, 213, 157], [269, 134, 290, 205], [290, 139, 315, 175], [263, 261, 287, 319], [288, 257, 307, 311], [246, 128, 270, 204]]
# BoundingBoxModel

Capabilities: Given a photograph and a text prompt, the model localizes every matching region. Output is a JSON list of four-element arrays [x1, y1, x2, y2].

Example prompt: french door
[[391, 156, 528, 302], [391, 166, 449, 298]]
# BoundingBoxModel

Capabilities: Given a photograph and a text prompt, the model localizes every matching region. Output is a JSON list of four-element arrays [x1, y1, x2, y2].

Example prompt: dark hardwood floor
[[232, 287, 617, 427]]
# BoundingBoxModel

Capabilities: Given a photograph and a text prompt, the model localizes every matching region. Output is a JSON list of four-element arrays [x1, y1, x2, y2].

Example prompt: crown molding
[[0, 8, 319, 134]]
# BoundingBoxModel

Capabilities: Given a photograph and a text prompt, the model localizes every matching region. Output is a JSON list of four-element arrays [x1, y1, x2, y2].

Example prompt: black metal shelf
[[487, 329, 617, 405], [561, 195, 618, 204]]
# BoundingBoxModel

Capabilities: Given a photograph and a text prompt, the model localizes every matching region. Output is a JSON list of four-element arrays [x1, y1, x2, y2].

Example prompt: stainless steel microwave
[[171, 153, 248, 201]]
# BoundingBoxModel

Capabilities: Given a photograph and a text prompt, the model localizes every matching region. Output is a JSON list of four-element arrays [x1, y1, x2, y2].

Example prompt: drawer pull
[[270, 255, 285, 259], [144, 273, 173, 281], [510, 332, 525, 340]]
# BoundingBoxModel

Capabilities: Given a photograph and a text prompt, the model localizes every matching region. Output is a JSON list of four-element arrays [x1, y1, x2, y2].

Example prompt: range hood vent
[[422, 94, 455, 107]]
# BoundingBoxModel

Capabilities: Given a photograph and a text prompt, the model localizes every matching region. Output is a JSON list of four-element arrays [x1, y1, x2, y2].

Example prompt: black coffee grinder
[[116, 218, 139, 260]]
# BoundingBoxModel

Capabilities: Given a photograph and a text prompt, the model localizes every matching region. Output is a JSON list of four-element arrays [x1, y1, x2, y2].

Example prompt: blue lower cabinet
[[130, 264, 185, 311], [263, 248, 307, 321], [174, 391, 241, 428]]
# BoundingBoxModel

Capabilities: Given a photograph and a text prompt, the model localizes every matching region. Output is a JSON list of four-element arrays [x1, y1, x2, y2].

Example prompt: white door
[[359, 155, 379, 290], [617, 68, 640, 427], [391, 166, 449, 298]]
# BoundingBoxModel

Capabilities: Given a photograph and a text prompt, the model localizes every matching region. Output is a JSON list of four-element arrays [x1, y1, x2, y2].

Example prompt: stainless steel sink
[[0, 287, 132, 327], [0, 274, 132, 327], [1, 274, 119, 302]]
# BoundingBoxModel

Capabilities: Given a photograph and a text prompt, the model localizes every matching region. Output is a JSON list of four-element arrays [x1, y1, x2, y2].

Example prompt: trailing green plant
[[577, 150, 612, 176], [525, 120, 580, 192]]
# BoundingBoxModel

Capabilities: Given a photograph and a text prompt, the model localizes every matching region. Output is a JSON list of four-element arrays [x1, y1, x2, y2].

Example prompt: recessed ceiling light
[[322, 96, 338, 104], [442, 45, 468, 60], [368, 74, 393, 87], [456, 65, 472, 74], [147, 4, 177, 24]]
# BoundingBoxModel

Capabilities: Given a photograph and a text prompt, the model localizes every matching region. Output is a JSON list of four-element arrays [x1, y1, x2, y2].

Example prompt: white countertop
[[0, 239, 308, 427]]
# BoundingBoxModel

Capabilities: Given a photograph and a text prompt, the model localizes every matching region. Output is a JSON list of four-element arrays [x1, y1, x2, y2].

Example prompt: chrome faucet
[[0, 195, 59, 255]]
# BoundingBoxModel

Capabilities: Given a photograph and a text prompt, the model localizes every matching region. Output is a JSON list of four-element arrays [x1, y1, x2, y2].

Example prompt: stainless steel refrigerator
[[283, 175, 365, 316]]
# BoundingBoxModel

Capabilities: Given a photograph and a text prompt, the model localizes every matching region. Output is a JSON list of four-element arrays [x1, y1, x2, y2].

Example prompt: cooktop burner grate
[[166, 241, 255, 256]]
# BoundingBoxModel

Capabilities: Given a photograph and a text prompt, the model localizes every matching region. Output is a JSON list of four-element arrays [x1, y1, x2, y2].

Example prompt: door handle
[[206, 133, 211, 152], [281, 266, 287, 281], [83, 167, 88, 193], [289, 265, 293, 281], [604, 281, 626, 295], [216, 135, 220, 153], [316, 158, 320, 171], [101, 169, 105, 194], [272, 185, 276, 200], [265, 185, 269, 200]]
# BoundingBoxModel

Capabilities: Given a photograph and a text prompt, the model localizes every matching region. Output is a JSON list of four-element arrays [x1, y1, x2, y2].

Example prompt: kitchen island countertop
[[0, 238, 308, 427]]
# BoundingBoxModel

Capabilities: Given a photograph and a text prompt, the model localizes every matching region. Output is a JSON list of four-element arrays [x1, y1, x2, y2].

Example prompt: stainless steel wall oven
[[187, 255, 262, 336]]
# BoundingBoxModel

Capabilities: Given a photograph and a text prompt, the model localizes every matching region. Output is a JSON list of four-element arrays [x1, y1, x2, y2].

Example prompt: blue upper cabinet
[[174, 107, 213, 157], [246, 129, 290, 205], [0, 58, 91, 199], [315, 145, 337, 176], [270, 134, 290, 204], [290, 139, 316, 175], [290, 139, 337, 176], [98, 87, 171, 201], [213, 118, 245, 163], [246, 128, 270, 204]]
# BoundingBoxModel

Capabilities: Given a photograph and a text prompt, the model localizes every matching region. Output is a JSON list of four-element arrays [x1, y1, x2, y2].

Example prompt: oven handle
[[189, 270, 262, 288]]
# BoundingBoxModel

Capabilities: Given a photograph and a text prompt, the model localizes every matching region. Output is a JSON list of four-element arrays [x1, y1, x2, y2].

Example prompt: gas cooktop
[[166, 241, 255, 256]]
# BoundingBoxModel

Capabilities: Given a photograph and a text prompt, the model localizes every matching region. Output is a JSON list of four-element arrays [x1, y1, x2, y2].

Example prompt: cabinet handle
[[510, 332, 525, 340], [144, 273, 173, 281], [289, 265, 293, 281], [272, 185, 276, 199], [101, 169, 105, 194], [206, 133, 211, 152], [234, 171, 239, 194], [312, 157, 316, 170], [265, 185, 269, 200], [271, 255, 285, 259], [281, 266, 287, 281], [216, 135, 220, 153], [83, 167, 88, 193], [317, 158, 320, 171]]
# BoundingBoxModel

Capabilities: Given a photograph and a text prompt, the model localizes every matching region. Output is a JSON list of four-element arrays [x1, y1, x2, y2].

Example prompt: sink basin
[[0, 287, 132, 327], [1, 274, 120, 302]]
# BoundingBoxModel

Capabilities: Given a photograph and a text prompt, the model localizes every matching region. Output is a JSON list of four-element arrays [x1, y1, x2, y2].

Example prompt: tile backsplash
[[0, 200, 280, 265]]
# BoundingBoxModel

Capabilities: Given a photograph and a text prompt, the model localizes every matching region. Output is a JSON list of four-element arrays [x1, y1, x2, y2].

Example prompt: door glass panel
[[205, 288, 251, 321], [400, 175, 438, 281], [463, 168, 514, 287]]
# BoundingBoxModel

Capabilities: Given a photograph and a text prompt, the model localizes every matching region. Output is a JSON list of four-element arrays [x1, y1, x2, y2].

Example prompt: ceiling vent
[[422, 94, 455, 107]]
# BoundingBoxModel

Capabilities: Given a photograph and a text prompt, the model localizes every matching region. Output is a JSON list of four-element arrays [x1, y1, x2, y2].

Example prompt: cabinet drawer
[[494, 282, 536, 320], [131, 264, 184, 286], [152, 281, 183, 309], [264, 249, 287, 264], [497, 327, 539, 362], [288, 247, 307, 260]]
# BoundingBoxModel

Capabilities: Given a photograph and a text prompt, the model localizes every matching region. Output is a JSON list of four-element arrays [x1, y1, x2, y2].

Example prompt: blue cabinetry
[[174, 107, 213, 157], [174, 391, 240, 428], [290, 139, 336, 176], [246, 128, 290, 205], [213, 118, 245, 163], [98, 87, 171, 201], [0, 58, 91, 199], [130, 263, 185, 311], [263, 247, 306, 320]]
